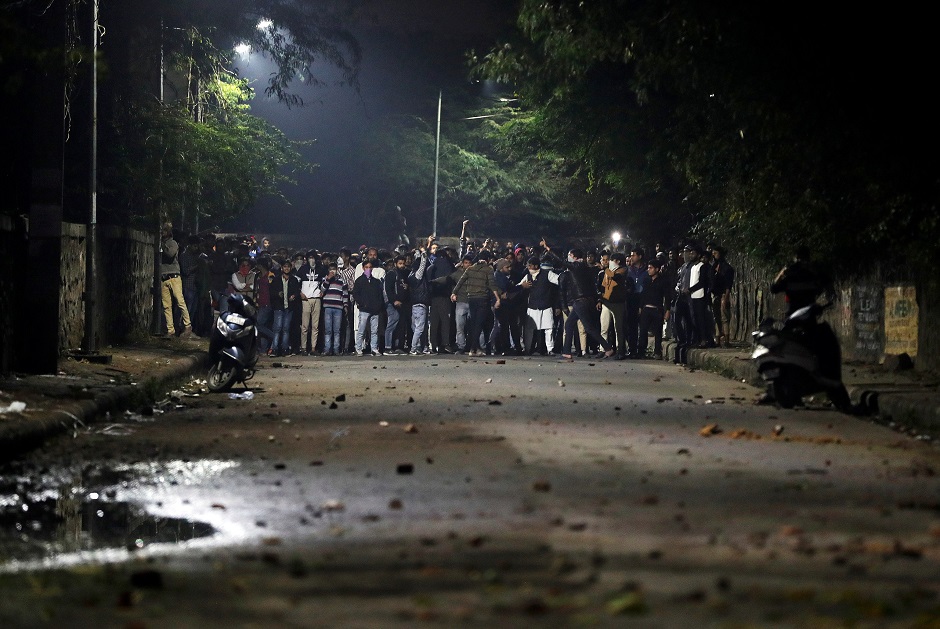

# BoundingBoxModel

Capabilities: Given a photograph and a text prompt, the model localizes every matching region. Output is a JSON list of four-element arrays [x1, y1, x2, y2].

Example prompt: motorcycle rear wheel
[[207, 359, 239, 392]]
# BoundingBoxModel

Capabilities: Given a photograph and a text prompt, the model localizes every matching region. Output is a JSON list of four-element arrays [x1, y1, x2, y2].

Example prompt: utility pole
[[150, 18, 165, 336], [75, 0, 109, 363], [433, 90, 441, 237]]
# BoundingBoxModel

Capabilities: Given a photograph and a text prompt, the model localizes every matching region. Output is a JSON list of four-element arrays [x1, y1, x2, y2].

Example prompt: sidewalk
[[0, 337, 208, 462], [1, 336, 937, 463], [663, 340, 940, 438]]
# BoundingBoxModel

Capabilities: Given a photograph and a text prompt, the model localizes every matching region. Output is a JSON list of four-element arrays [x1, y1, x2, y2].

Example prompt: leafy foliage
[[105, 75, 311, 228], [350, 96, 578, 244], [473, 0, 938, 271]]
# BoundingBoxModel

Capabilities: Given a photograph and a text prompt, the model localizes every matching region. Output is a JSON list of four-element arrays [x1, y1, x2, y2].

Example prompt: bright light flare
[[234, 42, 251, 56], [257, 19, 273, 30], [611, 231, 622, 244]]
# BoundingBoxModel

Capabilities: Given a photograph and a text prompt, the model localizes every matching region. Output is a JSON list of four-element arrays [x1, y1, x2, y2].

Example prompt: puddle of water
[[0, 459, 239, 564], [0, 495, 215, 563]]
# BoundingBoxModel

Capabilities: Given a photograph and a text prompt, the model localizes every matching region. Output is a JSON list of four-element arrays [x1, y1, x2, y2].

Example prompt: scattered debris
[[699, 423, 721, 436], [0, 401, 27, 414], [397, 463, 415, 474], [404, 423, 418, 433], [532, 480, 551, 492], [228, 391, 254, 401]]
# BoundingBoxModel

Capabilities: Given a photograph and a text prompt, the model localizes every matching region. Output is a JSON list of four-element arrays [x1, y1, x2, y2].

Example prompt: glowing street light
[[234, 42, 251, 56], [611, 231, 622, 252]]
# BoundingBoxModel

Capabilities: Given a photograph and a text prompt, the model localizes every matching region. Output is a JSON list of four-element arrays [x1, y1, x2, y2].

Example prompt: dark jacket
[[427, 254, 456, 299], [270, 272, 301, 311], [408, 254, 431, 306], [384, 267, 406, 306], [640, 273, 674, 311], [525, 269, 558, 311], [561, 260, 600, 303], [353, 274, 386, 315]]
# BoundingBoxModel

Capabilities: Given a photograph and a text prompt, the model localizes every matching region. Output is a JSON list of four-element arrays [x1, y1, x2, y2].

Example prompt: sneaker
[[371, 350, 382, 356], [355, 350, 364, 356], [409, 349, 421, 356]]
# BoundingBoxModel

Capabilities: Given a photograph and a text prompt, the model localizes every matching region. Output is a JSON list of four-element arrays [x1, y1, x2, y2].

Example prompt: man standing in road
[[298, 250, 325, 355], [451, 250, 501, 357], [353, 259, 387, 356], [427, 236, 457, 353], [160, 221, 193, 338]]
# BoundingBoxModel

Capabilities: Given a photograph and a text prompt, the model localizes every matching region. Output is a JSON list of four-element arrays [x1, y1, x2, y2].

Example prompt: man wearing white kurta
[[518, 256, 562, 355]]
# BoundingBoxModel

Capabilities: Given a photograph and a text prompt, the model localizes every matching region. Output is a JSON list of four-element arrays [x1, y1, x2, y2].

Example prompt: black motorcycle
[[751, 302, 852, 411], [207, 294, 259, 392]]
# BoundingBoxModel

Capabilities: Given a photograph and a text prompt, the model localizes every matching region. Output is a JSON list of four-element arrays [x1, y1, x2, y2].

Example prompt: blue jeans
[[272, 309, 293, 355], [454, 301, 470, 350], [256, 305, 274, 352], [323, 307, 343, 354], [411, 304, 428, 351], [356, 310, 379, 353], [384, 303, 401, 351]]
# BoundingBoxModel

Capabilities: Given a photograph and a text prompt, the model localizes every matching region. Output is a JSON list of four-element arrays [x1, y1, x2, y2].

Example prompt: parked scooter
[[207, 293, 259, 392], [751, 302, 852, 411]]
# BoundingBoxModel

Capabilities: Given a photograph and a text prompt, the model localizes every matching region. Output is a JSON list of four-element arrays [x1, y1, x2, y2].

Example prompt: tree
[[350, 95, 578, 244], [474, 0, 938, 271]]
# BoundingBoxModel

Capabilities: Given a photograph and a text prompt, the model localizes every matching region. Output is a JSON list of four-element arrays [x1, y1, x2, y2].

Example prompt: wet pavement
[[0, 337, 938, 627]]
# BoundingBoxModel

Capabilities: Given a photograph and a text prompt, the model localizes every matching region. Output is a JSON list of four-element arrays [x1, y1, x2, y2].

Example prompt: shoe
[[613, 353, 627, 361], [179, 327, 194, 339], [560, 354, 574, 360], [439, 347, 454, 354], [371, 350, 382, 356], [423, 348, 432, 354], [355, 350, 364, 356], [652, 353, 663, 360], [409, 349, 421, 356], [266, 348, 274, 356]]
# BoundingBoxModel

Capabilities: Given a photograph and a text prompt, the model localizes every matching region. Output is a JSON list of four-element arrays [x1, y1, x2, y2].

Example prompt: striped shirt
[[321, 275, 349, 310]]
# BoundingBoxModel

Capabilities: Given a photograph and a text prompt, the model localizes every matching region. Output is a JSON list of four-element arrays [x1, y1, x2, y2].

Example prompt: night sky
[[222, 0, 519, 249]]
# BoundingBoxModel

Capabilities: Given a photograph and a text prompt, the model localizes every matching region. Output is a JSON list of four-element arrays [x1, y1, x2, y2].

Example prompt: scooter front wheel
[[207, 359, 239, 392]]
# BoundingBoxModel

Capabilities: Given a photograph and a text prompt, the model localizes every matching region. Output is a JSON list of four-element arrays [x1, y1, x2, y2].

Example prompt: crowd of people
[[160, 221, 736, 364]]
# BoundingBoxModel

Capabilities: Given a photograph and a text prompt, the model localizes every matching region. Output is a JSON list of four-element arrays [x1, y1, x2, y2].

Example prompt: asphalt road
[[1, 354, 938, 628]]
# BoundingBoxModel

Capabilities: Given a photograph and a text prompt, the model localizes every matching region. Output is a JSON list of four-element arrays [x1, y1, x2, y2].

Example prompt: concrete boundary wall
[[58, 223, 155, 353], [727, 254, 931, 371]]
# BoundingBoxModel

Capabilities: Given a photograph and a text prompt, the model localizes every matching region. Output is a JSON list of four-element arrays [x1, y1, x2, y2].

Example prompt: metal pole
[[150, 18, 165, 335], [433, 90, 441, 237], [81, 0, 99, 354]]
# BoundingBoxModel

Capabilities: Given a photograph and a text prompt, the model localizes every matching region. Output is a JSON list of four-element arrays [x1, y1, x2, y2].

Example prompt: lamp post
[[432, 90, 441, 237]]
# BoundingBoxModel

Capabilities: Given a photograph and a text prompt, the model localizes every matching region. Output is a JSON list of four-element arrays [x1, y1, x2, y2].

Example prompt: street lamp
[[611, 231, 621, 252], [433, 90, 441, 237]]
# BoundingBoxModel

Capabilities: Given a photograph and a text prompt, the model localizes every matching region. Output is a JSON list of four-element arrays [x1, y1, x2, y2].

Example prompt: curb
[[663, 340, 940, 436], [0, 352, 207, 463]]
